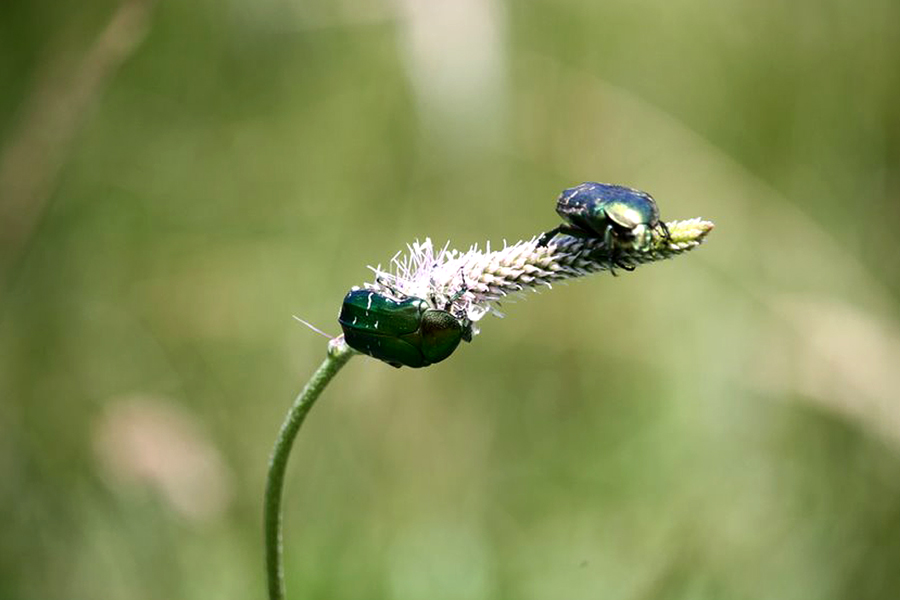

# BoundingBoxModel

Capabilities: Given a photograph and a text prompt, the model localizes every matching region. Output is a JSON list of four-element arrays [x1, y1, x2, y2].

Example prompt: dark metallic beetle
[[538, 182, 669, 259], [338, 289, 472, 368]]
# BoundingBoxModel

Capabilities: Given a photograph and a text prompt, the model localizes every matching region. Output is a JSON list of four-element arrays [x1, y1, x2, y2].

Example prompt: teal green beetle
[[339, 289, 472, 368], [538, 183, 670, 259]]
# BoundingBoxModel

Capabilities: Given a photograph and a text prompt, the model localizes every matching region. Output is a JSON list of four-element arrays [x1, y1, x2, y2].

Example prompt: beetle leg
[[609, 252, 635, 274], [537, 225, 590, 246], [436, 269, 469, 313], [536, 225, 565, 247], [450, 270, 468, 303], [602, 225, 618, 276], [375, 275, 407, 300], [603, 226, 637, 274], [657, 220, 671, 243]]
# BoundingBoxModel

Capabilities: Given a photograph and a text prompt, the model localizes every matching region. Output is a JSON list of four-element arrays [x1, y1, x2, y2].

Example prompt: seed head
[[366, 218, 714, 336]]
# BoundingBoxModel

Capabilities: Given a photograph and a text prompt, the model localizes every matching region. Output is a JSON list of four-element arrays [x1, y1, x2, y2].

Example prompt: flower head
[[366, 218, 714, 337]]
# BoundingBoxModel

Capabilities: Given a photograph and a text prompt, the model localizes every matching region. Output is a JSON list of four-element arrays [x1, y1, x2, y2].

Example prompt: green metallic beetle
[[338, 289, 472, 368], [538, 183, 670, 264]]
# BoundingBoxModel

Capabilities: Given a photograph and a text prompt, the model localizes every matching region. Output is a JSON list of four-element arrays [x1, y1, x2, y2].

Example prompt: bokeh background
[[3, 0, 900, 598]]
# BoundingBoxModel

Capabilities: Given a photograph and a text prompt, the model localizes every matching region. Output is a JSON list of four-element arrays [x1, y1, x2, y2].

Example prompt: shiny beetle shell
[[555, 182, 664, 250], [338, 289, 469, 368]]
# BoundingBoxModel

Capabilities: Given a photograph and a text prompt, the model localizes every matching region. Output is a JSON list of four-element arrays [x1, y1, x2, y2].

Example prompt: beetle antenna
[[292, 315, 334, 339]]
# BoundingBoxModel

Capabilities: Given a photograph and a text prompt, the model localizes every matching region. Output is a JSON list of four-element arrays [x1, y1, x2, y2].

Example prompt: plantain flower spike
[[366, 218, 714, 337]]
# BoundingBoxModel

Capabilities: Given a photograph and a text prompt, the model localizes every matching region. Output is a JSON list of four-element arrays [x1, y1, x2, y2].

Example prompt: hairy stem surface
[[264, 336, 355, 600]]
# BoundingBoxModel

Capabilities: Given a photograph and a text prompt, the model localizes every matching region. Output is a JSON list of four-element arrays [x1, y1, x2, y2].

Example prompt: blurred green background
[[3, 0, 900, 598]]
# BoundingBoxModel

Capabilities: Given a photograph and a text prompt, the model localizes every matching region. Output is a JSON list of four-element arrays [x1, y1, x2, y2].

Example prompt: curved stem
[[265, 336, 356, 600]]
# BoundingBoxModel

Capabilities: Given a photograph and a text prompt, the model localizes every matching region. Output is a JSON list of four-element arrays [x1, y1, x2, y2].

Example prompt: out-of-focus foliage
[[2, 0, 900, 598]]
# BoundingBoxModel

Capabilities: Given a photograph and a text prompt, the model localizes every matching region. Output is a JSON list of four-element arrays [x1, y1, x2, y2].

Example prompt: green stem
[[264, 336, 356, 600]]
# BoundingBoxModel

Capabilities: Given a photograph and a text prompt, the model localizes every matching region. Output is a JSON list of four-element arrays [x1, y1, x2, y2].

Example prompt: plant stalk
[[264, 336, 355, 600]]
